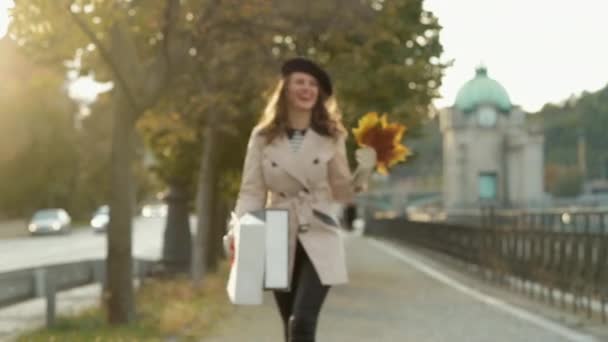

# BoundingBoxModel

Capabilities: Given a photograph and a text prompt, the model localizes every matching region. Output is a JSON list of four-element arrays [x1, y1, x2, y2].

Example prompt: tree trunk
[[192, 122, 219, 287], [207, 192, 229, 272], [217, 199, 229, 263], [106, 92, 136, 324], [204, 178, 218, 273], [162, 182, 192, 273]]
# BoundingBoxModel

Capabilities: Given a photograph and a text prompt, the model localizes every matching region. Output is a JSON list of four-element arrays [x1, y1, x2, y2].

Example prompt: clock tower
[[440, 66, 545, 214]]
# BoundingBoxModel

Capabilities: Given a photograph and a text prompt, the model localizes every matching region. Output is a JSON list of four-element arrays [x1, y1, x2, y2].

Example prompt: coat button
[[313, 158, 319, 164], [302, 187, 310, 194], [271, 161, 277, 167]]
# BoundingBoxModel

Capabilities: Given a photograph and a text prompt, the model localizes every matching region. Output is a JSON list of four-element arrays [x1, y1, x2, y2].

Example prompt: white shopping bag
[[264, 209, 289, 290], [226, 212, 265, 305]]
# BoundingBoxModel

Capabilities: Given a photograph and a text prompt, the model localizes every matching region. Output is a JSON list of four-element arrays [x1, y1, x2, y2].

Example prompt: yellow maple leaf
[[352, 112, 411, 175]]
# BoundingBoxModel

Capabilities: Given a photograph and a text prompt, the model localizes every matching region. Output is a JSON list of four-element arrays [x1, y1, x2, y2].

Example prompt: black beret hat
[[281, 57, 333, 96]]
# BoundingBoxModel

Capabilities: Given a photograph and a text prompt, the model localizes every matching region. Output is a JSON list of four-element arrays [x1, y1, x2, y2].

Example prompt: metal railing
[[0, 258, 157, 327], [366, 209, 608, 323]]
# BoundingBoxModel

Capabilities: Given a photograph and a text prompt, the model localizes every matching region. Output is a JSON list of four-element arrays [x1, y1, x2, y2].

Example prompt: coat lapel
[[263, 133, 310, 188], [298, 129, 328, 182], [263, 129, 331, 189]]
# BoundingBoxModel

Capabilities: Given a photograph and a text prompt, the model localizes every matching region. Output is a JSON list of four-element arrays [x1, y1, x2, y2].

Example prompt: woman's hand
[[355, 146, 377, 171], [222, 231, 234, 256], [352, 147, 377, 192], [223, 230, 235, 261], [223, 212, 240, 262]]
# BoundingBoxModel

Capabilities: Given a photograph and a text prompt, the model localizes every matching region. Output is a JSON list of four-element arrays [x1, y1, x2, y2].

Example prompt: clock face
[[478, 107, 497, 127]]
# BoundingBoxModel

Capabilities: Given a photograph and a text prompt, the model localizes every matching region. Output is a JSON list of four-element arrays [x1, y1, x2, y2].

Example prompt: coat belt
[[270, 190, 318, 231]]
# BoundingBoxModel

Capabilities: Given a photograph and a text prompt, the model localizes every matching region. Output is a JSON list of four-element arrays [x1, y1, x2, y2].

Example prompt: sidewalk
[[201, 234, 602, 342]]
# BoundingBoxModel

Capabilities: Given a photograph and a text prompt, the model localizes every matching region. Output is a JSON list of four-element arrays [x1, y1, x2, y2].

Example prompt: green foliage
[[7, 0, 210, 219], [535, 84, 608, 193], [137, 109, 200, 188], [8, 0, 446, 213], [134, 2, 279, 205], [0, 39, 79, 217], [264, 0, 445, 169], [268, 0, 445, 129], [336, 1, 445, 131], [68, 93, 114, 217], [392, 115, 442, 182], [9, 0, 197, 81], [556, 169, 583, 197]]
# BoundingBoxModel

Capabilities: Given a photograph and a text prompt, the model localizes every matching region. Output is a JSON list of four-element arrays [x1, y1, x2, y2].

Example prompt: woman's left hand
[[223, 231, 235, 264], [355, 146, 377, 171]]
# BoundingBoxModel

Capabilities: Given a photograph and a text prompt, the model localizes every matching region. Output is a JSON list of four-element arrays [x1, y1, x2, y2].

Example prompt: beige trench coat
[[233, 125, 358, 288]]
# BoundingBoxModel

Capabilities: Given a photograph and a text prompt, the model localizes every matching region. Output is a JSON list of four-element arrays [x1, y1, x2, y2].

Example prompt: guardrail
[[366, 209, 608, 323], [0, 258, 157, 327]]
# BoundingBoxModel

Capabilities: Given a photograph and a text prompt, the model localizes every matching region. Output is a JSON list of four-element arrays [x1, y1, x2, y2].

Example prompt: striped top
[[287, 128, 307, 152]]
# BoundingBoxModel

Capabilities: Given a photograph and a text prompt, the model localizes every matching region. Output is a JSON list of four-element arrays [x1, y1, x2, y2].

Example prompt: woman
[[226, 57, 376, 342]]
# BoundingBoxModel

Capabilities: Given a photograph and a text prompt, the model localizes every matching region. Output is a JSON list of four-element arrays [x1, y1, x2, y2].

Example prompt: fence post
[[33, 268, 46, 298], [600, 213, 607, 324], [135, 259, 147, 284], [33, 268, 57, 327], [584, 213, 593, 319], [45, 274, 56, 328], [93, 260, 106, 290], [133, 259, 147, 286]]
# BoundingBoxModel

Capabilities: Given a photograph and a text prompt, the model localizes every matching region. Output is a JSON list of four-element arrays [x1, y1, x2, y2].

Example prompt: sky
[[0, 1, 10, 39], [424, 0, 608, 112], [1, 1, 608, 112]]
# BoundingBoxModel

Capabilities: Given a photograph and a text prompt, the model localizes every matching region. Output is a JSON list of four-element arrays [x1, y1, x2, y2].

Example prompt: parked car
[[28, 208, 71, 235], [90, 205, 110, 233], [141, 203, 168, 218]]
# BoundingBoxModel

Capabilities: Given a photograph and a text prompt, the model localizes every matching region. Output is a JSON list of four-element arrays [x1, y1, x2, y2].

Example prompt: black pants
[[273, 240, 330, 342]]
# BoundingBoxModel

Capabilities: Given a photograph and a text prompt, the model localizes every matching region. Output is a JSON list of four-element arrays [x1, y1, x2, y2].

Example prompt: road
[[0, 216, 169, 340], [0, 216, 166, 273]]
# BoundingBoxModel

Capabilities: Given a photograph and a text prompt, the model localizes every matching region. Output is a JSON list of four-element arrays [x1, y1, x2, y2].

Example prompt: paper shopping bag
[[226, 212, 265, 305], [264, 209, 289, 290]]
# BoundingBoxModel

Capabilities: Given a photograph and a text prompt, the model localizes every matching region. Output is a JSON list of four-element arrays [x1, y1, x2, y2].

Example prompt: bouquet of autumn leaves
[[352, 112, 411, 175]]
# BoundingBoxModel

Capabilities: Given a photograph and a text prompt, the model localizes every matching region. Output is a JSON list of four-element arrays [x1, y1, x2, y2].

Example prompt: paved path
[[202, 234, 600, 342]]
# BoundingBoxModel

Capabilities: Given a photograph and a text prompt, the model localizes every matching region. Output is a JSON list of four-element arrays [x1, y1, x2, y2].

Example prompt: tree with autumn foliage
[[137, 108, 199, 274], [10, 0, 200, 323], [8, 0, 445, 326]]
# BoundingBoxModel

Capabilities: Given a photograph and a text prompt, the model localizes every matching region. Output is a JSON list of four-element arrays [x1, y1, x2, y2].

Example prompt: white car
[[141, 203, 168, 218], [28, 208, 72, 235], [90, 205, 110, 233]]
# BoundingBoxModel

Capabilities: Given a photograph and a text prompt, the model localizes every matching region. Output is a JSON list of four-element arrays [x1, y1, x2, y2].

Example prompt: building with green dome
[[454, 66, 512, 114], [440, 66, 545, 212]]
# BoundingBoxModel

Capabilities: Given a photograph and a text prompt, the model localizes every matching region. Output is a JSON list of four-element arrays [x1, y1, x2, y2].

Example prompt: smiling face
[[285, 72, 320, 112]]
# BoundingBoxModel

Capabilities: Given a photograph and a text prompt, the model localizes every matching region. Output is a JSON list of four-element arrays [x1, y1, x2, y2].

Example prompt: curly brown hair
[[257, 76, 345, 144]]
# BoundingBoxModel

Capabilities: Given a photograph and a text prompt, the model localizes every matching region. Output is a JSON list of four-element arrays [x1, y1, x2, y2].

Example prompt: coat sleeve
[[234, 129, 268, 218], [327, 134, 357, 204]]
